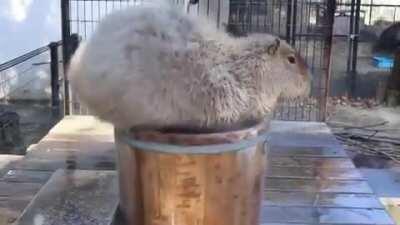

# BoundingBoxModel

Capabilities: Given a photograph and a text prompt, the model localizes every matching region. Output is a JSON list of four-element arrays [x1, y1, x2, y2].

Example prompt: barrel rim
[[117, 129, 269, 154], [115, 120, 270, 154]]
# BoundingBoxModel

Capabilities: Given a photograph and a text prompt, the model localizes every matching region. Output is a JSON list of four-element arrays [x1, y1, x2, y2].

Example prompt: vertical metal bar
[[286, 0, 293, 43], [69, 33, 80, 115], [305, 0, 311, 65], [347, 0, 355, 73], [270, 0, 274, 32], [291, 0, 297, 46], [350, 0, 361, 96], [76, 0, 80, 35], [206, 0, 210, 16], [216, 0, 221, 28], [301, 96, 305, 120], [197, 0, 200, 16], [98, 0, 101, 23], [321, 0, 336, 121], [294, 97, 298, 121], [91, 0, 94, 34], [248, 0, 253, 33], [299, 0, 305, 52], [369, 0, 373, 25], [83, 0, 87, 38], [264, 0, 268, 32], [49, 42, 60, 116], [277, 0, 282, 35], [311, 32, 317, 71], [308, 98, 312, 121], [61, 0, 71, 115], [256, 1, 260, 31], [242, 2, 246, 33]]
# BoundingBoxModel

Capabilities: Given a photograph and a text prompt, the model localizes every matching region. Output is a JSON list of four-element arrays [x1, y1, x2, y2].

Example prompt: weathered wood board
[[0, 117, 395, 225]]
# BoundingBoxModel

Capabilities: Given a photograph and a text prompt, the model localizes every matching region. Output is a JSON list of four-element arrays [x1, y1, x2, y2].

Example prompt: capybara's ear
[[266, 38, 280, 55]]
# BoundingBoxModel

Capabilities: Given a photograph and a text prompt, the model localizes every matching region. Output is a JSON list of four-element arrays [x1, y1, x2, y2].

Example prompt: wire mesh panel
[[65, 0, 142, 114], [62, 0, 335, 121], [226, 0, 335, 121], [0, 43, 64, 153], [64, 0, 188, 115], [332, 0, 400, 99], [0, 44, 63, 104]]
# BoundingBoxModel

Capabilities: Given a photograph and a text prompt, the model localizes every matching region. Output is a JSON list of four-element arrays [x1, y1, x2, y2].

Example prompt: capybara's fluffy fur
[[69, 2, 311, 132]]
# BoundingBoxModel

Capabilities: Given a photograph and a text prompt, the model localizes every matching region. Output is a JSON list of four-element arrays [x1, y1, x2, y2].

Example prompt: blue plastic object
[[372, 56, 394, 69]]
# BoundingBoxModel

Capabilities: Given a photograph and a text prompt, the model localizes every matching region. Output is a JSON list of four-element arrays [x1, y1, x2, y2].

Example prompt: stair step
[[16, 169, 119, 225]]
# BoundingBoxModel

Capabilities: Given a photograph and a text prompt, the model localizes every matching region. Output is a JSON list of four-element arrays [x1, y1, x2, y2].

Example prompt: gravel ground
[[328, 105, 400, 169]]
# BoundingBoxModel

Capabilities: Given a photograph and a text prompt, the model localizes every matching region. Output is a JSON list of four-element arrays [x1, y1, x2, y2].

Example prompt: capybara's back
[[69, 2, 311, 132]]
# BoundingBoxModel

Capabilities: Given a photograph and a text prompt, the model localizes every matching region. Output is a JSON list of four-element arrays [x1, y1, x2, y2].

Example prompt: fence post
[[350, 0, 361, 96], [347, 0, 361, 96], [347, 0, 355, 73], [68, 34, 80, 114], [61, 0, 71, 115], [286, 0, 293, 43], [291, 0, 297, 46], [49, 42, 60, 115], [321, 0, 336, 121]]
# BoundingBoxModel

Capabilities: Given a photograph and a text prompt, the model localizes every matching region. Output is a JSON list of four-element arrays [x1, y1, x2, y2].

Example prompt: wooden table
[[0, 117, 395, 225]]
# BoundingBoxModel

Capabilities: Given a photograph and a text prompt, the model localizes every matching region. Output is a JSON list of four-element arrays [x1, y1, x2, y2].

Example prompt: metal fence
[[61, 0, 336, 121], [0, 42, 63, 112], [0, 42, 63, 152], [328, 1, 400, 98]]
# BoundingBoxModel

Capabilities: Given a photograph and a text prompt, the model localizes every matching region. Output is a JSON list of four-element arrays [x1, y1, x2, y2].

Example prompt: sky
[[0, 0, 61, 63]]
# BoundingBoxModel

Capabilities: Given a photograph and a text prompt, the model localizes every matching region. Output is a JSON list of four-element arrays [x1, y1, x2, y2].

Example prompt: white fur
[[69, 3, 311, 131]]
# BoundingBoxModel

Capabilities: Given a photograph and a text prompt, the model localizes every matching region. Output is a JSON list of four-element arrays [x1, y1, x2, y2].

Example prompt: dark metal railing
[[0, 46, 50, 72], [0, 41, 63, 115]]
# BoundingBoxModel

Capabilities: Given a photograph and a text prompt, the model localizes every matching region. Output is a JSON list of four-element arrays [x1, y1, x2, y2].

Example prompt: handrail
[[0, 41, 62, 72]]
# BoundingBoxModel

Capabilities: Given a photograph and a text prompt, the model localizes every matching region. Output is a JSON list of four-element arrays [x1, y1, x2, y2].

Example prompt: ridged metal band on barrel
[[118, 130, 270, 155]]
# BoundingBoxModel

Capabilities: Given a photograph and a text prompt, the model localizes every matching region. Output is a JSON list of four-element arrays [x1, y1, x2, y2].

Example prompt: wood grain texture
[[116, 128, 267, 225]]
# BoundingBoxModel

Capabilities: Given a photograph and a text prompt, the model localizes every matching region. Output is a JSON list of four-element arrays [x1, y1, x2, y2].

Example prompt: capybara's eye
[[287, 55, 296, 64]]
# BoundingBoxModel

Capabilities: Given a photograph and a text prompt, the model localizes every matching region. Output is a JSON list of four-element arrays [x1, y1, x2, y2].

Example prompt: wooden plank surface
[[268, 156, 355, 168], [0, 182, 41, 225], [266, 167, 363, 180], [268, 146, 348, 158], [16, 169, 119, 225], [263, 121, 395, 225], [0, 155, 23, 176], [0, 117, 395, 225], [8, 116, 115, 172], [261, 206, 394, 224], [0, 116, 116, 225], [1, 170, 52, 184], [264, 192, 384, 209], [265, 178, 373, 194]]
